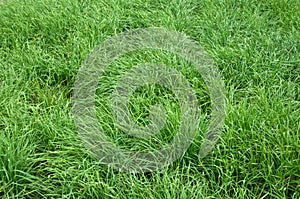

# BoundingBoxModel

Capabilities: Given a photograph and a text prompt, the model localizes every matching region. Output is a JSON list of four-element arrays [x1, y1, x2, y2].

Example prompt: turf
[[0, 0, 299, 198]]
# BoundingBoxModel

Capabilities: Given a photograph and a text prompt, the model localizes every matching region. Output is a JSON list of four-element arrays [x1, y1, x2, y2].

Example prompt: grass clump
[[0, 0, 299, 198]]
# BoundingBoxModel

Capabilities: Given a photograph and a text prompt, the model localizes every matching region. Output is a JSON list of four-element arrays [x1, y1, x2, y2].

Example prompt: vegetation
[[0, 0, 299, 198]]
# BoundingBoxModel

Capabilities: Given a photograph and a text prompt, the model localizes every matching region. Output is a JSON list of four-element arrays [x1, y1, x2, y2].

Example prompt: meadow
[[0, 0, 299, 198]]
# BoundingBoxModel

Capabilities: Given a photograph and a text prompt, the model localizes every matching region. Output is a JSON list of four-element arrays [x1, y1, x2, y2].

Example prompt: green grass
[[0, 0, 299, 198]]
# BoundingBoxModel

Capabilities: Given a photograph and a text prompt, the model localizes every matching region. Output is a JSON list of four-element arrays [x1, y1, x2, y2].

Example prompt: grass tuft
[[1, 0, 299, 198]]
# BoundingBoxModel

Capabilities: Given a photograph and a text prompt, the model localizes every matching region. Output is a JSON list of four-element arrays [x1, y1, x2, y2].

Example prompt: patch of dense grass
[[0, 0, 299, 198]]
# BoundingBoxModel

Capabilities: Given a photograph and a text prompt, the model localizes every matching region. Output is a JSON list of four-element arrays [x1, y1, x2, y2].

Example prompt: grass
[[0, 0, 299, 198]]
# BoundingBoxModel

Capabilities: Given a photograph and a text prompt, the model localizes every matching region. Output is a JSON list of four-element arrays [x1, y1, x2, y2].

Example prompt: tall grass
[[0, 0, 299, 198]]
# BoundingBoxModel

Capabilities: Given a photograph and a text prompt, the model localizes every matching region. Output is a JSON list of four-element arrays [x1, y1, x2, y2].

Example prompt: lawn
[[0, 0, 299, 198]]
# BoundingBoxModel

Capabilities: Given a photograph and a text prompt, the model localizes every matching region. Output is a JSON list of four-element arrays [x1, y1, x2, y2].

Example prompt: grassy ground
[[0, 0, 299, 198]]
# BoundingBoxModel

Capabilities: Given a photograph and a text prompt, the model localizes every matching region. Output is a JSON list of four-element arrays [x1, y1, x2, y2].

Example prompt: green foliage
[[0, 0, 299, 198]]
